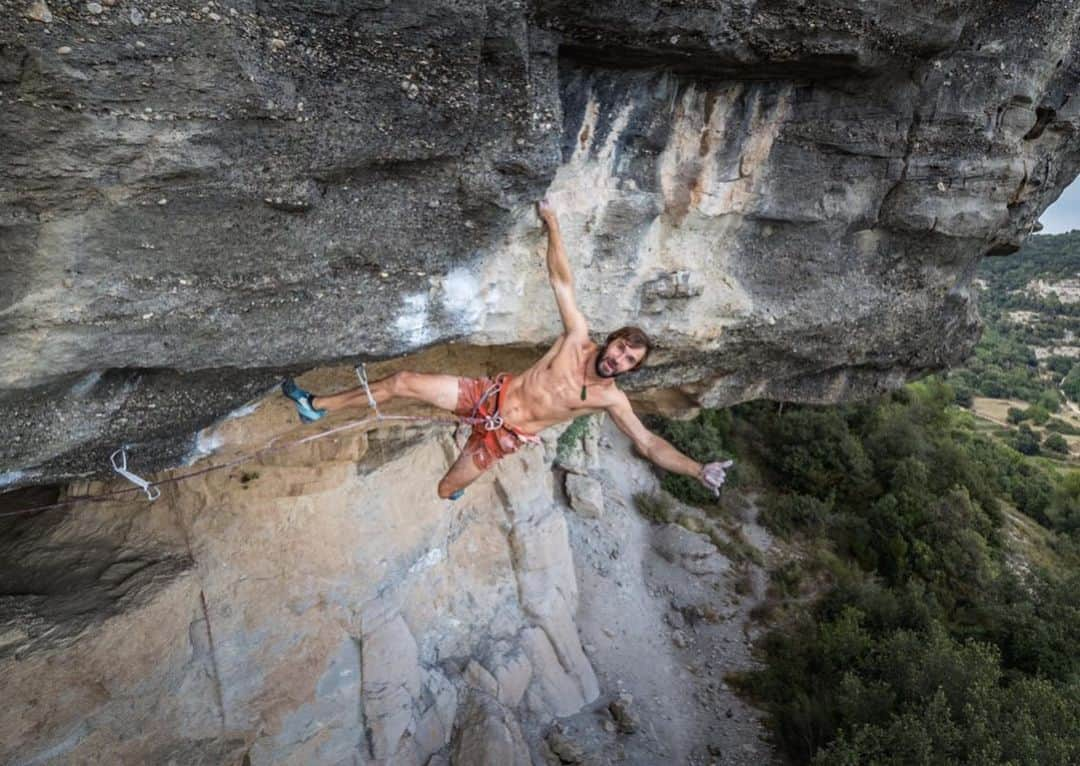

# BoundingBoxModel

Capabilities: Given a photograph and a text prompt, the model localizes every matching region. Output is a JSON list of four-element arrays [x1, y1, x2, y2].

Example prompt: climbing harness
[[451, 376, 506, 448], [459, 374, 542, 450], [468, 376, 506, 432]]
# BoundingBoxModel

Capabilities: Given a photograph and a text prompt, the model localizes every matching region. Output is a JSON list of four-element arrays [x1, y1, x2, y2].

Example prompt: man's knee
[[437, 475, 463, 499], [437, 457, 485, 499], [387, 370, 419, 397]]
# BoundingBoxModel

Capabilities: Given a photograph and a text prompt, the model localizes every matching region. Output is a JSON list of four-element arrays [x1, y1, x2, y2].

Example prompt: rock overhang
[[2, 0, 1080, 485]]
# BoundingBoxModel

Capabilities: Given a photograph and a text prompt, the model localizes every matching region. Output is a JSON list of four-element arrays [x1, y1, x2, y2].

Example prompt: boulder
[[565, 473, 605, 518], [652, 524, 731, 576], [450, 691, 530, 766]]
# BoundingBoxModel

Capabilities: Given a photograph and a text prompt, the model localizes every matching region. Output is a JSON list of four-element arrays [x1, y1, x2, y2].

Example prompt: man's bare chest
[[519, 364, 605, 417]]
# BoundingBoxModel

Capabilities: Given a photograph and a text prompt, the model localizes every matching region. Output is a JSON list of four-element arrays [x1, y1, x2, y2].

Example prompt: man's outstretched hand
[[699, 460, 734, 496], [537, 197, 557, 226]]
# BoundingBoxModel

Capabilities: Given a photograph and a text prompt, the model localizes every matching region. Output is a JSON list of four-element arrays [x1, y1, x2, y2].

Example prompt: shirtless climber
[[281, 199, 733, 500]]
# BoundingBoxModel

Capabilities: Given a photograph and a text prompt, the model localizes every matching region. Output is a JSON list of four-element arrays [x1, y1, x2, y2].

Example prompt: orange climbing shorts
[[454, 373, 539, 470]]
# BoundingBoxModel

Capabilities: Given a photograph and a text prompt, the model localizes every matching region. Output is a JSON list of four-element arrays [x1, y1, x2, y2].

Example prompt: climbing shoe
[[281, 378, 326, 423], [448, 489, 465, 501]]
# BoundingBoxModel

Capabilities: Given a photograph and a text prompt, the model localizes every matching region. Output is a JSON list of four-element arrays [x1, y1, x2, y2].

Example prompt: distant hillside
[[949, 233, 1080, 418], [979, 231, 1080, 295]]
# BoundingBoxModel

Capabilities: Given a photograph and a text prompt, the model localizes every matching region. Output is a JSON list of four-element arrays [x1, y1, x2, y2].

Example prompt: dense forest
[[650, 233, 1080, 765]]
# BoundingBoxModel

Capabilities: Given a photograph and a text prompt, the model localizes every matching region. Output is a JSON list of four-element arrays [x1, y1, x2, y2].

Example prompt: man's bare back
[[281, 199, 732, 500]]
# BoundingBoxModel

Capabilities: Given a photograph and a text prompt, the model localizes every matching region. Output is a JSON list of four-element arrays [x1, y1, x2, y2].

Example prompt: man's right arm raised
[[537, 199, 588, 339]]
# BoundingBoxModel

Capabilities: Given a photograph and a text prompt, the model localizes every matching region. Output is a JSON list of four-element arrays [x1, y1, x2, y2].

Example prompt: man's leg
[[436, 448, 490, 499], [312, 371, 461, 413], [282, 371, 462, 423]]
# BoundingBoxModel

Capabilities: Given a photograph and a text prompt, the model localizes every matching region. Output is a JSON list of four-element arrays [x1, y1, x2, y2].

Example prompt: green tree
[[1026, 404, 1051, 425], [1038, 390, 1062, 413], [1044, 433, 1069, 455], [1062, 365, 1080, 403], [1012, 425, 1042, 456]]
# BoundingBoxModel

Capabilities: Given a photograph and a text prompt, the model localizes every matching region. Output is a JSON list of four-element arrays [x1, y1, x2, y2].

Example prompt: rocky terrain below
[[1, 365, 777, 765]]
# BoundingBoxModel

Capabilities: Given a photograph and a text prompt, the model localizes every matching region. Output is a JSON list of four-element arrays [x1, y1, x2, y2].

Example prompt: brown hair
[[604, 326, 652, 370]]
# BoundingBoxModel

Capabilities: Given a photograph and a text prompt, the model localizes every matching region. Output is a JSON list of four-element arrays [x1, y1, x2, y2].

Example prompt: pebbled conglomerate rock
[[1, 2, 1079, 484]]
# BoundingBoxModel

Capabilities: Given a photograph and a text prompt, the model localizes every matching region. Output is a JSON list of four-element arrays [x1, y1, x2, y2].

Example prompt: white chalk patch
[[408, 546, 445, 575], [598, 102, 632, 162], [225, 400, 262, 420], [0, 470, 38, 489], [70, 371, 102, 398], [440, 268, 485, 328], [394, 293, 433, 346], [183, 429, 224, 465], [483, 283, 503, 317]]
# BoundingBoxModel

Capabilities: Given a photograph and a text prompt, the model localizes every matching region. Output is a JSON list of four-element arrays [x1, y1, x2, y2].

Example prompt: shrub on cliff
[[651, 408, 738, 505]]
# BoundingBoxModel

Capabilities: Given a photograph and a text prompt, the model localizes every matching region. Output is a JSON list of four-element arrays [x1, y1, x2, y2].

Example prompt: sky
[[1038, 178, 1080, 234]]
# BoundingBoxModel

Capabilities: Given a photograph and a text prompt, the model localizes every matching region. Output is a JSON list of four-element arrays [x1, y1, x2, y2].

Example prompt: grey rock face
[[2, 1, 1080, 485]]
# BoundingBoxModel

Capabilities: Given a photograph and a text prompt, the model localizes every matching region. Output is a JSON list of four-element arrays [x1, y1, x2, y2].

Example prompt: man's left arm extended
[[606, 394, 732, 494]]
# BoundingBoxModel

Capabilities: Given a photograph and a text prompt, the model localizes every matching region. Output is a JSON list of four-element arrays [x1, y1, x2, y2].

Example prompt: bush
[[1038, 390, 1062, 413], [1047, 472, 1080, 535], [1012, 424, 1042, 456], [762, 493, 832, 539], [1026, 404, 1052, 425], [1045, 418, 1080, 436], [809, 627, 1080, 766], [741, 405, 874, 505], [1044, 433, 1070, 455], [556, 415, 591, 464], [1045, 356, 1074, 376], [633, 491, 674, 524], [1008, 407, 1028, 424], [652, 409, 737, 505], [1062, 365, 1080, 403], [716, 368, 1080, 764]]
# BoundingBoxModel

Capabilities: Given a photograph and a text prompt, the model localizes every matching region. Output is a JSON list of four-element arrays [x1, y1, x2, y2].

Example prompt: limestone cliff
[[3, 0, 1080, 484], [3, 1, 1080, 764]]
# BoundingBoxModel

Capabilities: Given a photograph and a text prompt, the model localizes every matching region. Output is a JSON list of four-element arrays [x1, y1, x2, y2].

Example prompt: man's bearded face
[[596, 338, 644, 378]]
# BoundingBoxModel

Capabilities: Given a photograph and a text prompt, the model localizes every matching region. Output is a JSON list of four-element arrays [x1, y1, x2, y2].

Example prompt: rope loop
[[355, 364, 380, 418]]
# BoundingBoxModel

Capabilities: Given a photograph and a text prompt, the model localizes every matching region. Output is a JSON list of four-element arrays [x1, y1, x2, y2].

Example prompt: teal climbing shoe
[[448, 489, 464, 501], [282, 378, 326, 422]]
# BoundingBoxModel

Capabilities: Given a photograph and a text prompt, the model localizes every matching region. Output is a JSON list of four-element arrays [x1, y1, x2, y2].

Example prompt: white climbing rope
[[109, 447, 161, 501], [3, 371, 531, 519]]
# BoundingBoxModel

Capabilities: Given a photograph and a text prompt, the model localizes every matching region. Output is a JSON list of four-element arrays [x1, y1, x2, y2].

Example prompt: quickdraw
[[110, 447, 161, 501]]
